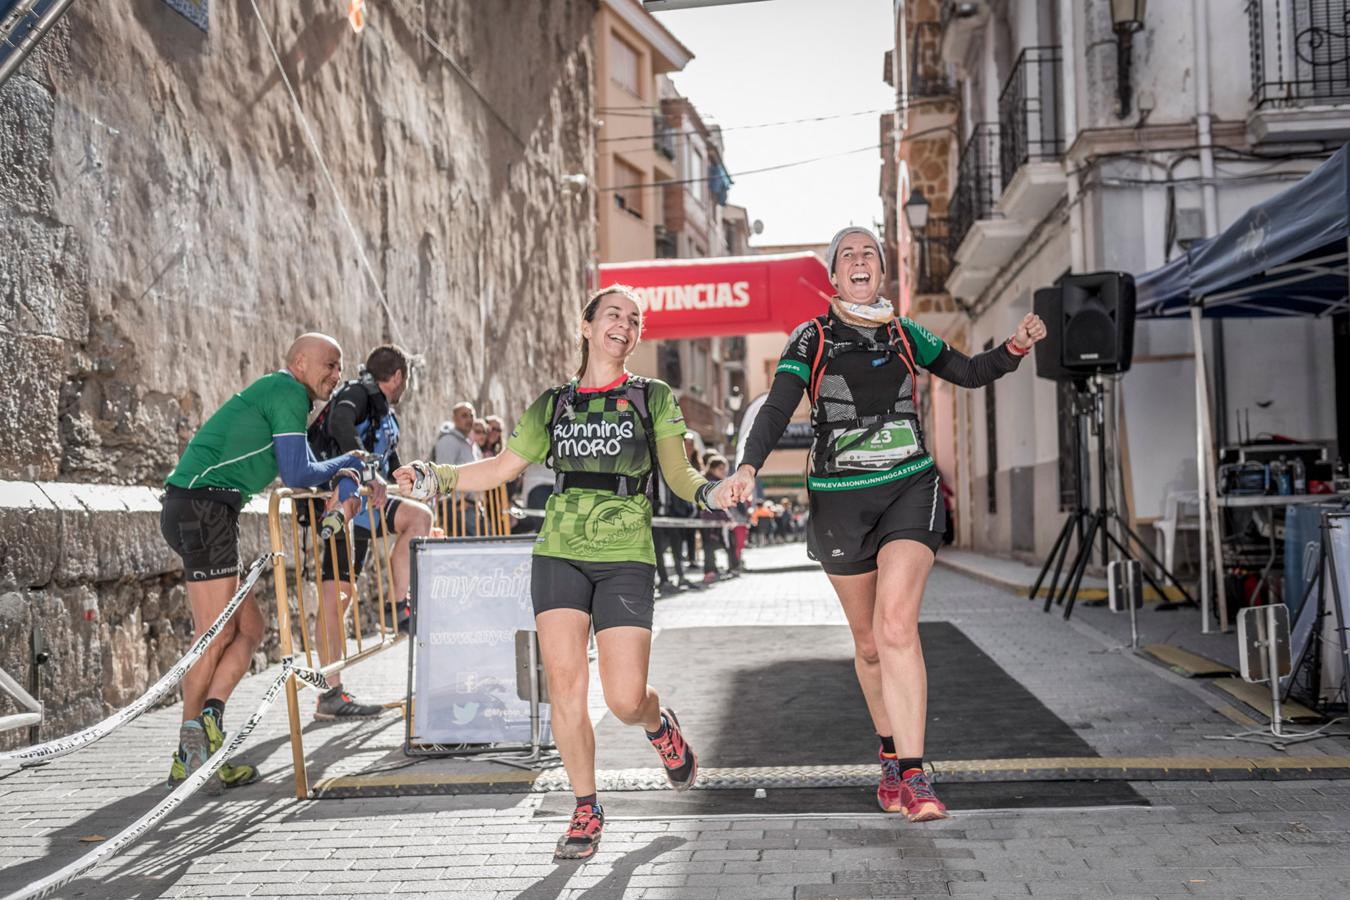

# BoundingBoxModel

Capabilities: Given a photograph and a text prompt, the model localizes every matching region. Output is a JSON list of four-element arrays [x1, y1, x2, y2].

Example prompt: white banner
[[409, 538, 550, 746]]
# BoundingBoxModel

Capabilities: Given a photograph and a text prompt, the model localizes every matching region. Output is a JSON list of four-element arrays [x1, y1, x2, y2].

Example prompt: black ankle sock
[[645, 715, 669, 741], [878, 735, 896, 756], [575, 793, 598, 809], [203, 698, 225, 725], [898, 757, 923, 774]]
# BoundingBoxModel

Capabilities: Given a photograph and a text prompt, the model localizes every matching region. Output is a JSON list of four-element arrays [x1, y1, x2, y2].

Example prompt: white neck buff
[[829, 294, 895, 328]]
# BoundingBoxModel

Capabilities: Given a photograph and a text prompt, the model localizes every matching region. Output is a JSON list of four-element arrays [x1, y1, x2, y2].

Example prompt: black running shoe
[[314, 686, 383, 720]]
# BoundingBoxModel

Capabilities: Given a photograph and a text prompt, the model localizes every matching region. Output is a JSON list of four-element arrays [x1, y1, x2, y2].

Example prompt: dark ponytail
[[575, 285, 643, 379]]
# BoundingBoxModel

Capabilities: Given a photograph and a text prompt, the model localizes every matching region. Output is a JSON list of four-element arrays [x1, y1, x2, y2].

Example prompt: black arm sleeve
[[327, 389, 366, 453], [924, 341, 1024, 388], [739, 372, 807, 472]]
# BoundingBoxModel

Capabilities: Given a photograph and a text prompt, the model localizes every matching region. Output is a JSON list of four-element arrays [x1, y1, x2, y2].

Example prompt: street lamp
[[1110, 0, 1146, 118], [903, 188, 930, 233], [726, 384, 744, 414], [904, 189, 931, 293]]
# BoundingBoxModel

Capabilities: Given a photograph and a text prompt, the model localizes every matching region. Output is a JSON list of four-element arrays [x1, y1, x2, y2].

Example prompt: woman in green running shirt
[[395, 286, 732, 861]]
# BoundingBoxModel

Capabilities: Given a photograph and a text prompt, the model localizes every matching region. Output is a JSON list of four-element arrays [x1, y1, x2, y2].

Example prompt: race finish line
[[311, 755, 1350, 799]]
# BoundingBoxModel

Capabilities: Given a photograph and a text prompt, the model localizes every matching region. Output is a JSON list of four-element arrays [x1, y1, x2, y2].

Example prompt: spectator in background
[[681, 433, 702, 568], [512, 462, 553, 534], [700, 455, 732, 583], [471, 417, 489, 452], [433, 401, 482, 534], [654, 473, 691, 595], [484, 415, 506, 457]]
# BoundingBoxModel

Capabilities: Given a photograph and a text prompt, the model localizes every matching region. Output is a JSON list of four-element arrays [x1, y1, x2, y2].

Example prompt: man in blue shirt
[[311, 345, 432, 718]]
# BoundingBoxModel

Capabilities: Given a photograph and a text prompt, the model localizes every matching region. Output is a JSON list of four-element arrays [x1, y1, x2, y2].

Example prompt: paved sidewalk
[[3, 543, 1350, 899]]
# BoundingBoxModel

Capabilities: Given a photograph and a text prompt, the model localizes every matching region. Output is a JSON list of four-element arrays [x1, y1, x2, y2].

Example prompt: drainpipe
[[0, 0, 78, 88], [1058, 0, 1084, 272]]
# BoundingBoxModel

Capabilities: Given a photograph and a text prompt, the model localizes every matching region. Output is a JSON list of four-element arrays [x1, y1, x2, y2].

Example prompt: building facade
[[890, 0, 1343, 559], [649, 79, 747, 452], [595, 0, 692, 265]]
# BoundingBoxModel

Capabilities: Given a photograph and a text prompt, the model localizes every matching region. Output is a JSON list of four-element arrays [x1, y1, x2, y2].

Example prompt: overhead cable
[[247, 0, 410, 352]]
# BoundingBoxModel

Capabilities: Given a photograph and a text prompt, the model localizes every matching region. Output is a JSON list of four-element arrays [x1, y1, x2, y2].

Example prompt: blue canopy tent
[[1132, 144, 1349, 632]]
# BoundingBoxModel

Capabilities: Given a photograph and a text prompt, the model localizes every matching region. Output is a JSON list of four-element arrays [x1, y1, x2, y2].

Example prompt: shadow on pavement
[[0, 761, 292, 900], [513, 834, 686, 900], [583, 623, 1144, 814]]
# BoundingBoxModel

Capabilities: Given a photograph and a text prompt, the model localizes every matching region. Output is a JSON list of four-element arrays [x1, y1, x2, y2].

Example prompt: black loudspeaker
[[1033, 272, 1136, 380]]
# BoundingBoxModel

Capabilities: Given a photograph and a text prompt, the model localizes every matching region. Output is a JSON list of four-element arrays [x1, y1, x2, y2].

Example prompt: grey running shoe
[[168, 718, 221, 795], [315, 686, 383, 720]]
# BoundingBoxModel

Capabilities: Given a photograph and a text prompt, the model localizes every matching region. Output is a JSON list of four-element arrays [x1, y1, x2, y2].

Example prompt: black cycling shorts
[[160, 485, 243, 582], [807, 465, 945, 576], [530, 556, 657, 631], [320, 498, 404, 582]]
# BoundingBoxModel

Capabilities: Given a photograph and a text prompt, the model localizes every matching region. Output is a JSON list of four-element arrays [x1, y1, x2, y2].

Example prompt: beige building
[[595, 0, 692, 265], [596, 17, 750, 454]]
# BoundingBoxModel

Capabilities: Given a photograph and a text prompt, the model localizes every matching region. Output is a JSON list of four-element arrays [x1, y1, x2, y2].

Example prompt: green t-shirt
[[166, 370, 311, 503], [507, 376, 686, 565]]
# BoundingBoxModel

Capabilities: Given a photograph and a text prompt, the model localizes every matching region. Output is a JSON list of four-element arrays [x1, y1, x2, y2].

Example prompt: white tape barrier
[[0, 554, 273, 769], [3, 658, 330, 900]]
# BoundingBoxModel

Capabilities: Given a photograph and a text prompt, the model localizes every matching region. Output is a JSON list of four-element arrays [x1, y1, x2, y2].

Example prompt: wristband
[[431, 462, 460, 495], [694, 481, 716, 511], [1005, 337, 1031, 357]]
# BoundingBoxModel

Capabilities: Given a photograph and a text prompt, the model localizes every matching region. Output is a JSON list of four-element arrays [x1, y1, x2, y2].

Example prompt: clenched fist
[[1010, 313, 1047, 353]]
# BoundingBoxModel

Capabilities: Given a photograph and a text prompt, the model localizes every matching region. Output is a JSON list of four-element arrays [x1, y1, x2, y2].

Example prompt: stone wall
[[0, 0, 597, 749]]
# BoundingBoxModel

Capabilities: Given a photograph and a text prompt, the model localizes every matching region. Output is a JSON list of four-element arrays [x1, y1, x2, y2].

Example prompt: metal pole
[[1127, 563, 1140, 650], [1192, 305, 1212, 634], [0, 0, 77, 89], [1266, 604, 1283, 737], [527, 631, 541, 760], [1095, 377, 1109, 565]]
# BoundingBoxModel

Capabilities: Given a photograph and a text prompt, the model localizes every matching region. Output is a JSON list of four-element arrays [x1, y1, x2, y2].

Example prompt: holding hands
[[721, 465, 758, 506]]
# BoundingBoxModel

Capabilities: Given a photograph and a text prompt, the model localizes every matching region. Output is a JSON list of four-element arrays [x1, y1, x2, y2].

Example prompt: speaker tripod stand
[[1033, 376, 1195, 620]]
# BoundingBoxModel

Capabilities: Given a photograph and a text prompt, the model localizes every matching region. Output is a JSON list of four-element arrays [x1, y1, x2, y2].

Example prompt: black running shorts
[[807, 465, 945, 576], [160, 485, 243, 582], [530, 556, 657, 631], [320, 498, 404, 582]]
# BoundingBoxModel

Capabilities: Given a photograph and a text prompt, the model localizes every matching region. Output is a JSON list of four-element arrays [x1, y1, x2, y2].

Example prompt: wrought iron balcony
[[997, 46, 1063, 190], [948, 124, 1000, 262], [913, 216, 951, 295], [1248, 0, 1350, 107], [910, 21, 952, 98], [655, 225, 678, 259], [653, 116, 677, 161]]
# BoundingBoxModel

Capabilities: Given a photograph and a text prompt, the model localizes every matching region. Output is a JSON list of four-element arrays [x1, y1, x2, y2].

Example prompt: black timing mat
[[568, 624, 1144, 815]]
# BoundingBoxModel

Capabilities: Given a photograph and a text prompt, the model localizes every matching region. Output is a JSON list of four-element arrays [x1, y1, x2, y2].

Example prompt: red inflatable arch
[[598, 252, 834, 341]]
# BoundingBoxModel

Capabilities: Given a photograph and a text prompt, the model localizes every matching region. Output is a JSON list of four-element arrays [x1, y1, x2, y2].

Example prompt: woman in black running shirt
[[724, 227, 1045, 821]]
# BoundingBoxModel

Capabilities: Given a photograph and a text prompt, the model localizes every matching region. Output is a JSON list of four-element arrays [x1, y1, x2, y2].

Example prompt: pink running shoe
[[649, 707, 698, 791], [554, 803, 604, 860], [877, 752, 903, 812], [899, 768, 950, 822]]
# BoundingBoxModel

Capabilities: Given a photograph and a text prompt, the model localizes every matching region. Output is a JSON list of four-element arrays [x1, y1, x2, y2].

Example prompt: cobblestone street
[[4, 545, 1350, 899]]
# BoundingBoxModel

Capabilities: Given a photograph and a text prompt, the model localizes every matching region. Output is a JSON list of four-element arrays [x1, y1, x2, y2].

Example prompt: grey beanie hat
[[826, 226, 886, 278]]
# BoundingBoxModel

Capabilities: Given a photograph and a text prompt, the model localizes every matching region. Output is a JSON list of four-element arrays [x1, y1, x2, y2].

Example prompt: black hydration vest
[[546, 376, 660, 499], [805, 315, 925, 477]]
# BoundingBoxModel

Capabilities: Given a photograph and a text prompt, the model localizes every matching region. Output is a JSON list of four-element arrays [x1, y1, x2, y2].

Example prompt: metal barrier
[[0, 666, 41, 736], [268, 488, 406, 799]]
